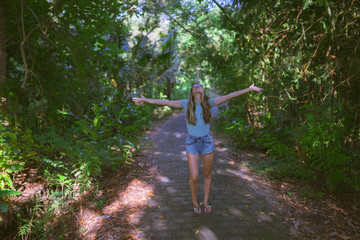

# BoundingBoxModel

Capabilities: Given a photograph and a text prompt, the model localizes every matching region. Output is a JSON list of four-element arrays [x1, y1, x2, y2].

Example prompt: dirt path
[[130, 112, 296, 240]]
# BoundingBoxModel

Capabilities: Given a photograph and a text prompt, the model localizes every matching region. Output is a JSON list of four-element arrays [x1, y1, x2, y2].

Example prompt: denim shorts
[[185, 134, 214, 156]]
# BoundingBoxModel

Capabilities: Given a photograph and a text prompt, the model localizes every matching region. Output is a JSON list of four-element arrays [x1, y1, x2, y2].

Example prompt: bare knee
[[189, 175, 199, 183], [204, 172, 212, 180]]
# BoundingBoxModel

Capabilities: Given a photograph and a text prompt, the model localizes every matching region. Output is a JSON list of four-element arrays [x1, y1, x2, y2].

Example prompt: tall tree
[[0, 1, 5, 85], [0, 1, 5, 112]]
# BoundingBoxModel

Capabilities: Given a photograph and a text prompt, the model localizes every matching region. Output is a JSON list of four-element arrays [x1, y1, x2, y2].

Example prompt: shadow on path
[[134, 113, 296, 240]]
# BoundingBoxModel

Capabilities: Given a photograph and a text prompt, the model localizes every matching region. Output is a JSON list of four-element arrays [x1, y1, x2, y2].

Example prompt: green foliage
[[177, 0, 360, 193], [0, 189, 21, 198], [93, 196, 106, 210], [0, 189, 21, 212], [2, 0, 184, 238], [16, 194, 54, 240], [246, 157, 315, 182], [0, 98, 153, 237], [253, 103, 356, 191], [260, 134, 296, 159], [31, 100, 151, 193], [295, 105, 352, 190], [0, 125, 27, 190], [1, 98, 153, 238], [214, 104, 258, 149], [299, 186, 324, 199]]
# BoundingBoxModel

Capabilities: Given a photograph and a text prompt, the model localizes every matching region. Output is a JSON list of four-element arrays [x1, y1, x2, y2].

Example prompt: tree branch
[[0, 1, 6, 85], [165, 14, 205, 45], [190, 16, 215, 48], [20, 0, 29, 89], [211, 0, 239, 29]]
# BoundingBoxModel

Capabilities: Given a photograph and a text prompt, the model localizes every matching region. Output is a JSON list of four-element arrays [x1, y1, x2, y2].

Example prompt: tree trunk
[[0, 1, 6, 85], [0, 1, 6, 111]]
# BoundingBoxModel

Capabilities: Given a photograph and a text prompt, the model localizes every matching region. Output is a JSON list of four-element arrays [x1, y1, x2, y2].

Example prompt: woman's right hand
[[248, 83, 264, 93], [132, 93, 146, 106]]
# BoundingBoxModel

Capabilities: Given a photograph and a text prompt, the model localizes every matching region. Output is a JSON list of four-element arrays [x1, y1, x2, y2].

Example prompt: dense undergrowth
[[214, 102, 360, 196], [0, 100, 173, 239]]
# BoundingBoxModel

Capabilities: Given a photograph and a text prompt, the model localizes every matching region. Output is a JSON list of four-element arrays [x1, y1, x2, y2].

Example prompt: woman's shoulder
[[208, 97, 215, 107]]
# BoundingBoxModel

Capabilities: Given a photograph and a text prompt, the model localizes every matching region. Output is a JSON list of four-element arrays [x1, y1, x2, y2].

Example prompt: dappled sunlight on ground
[[162, 131, 186, 139], [156, 175, 172, 183], [216, 147, 228, 152], [198, 226, 218, 240], [180, 150, 187, 159], [45, 150, 163, 240], [75, 177, 155, 239], [78, 208, 104, 238], [114, 178, 154, 207], [228, 206, 246, 218], [216, 158, 227, 164], [237, 170, 254, 182], [174, 132, 186, 138], [214, 156, 255, 182]]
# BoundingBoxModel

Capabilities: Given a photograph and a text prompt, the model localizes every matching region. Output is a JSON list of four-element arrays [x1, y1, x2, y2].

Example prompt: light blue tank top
[[181, 98, 215, 137]]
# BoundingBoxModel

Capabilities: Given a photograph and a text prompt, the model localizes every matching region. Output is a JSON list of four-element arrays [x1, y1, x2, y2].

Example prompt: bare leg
[[202, 152, 214, 207], [187, 153, 200, 208]]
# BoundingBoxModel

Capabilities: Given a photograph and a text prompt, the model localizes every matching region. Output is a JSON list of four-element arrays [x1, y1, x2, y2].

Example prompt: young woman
[[132, 83, 263, 214]]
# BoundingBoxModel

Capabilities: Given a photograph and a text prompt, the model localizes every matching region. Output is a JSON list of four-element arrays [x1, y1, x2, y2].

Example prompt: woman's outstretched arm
[[213, 83, 263, 106], [132, 93, 182, 108]]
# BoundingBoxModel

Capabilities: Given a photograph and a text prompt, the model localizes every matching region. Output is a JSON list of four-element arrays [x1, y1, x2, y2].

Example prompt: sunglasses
[[192, 83, 203, 88]]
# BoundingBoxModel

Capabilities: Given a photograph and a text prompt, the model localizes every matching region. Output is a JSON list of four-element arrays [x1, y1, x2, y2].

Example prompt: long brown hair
[[186, 85, 212, 125]]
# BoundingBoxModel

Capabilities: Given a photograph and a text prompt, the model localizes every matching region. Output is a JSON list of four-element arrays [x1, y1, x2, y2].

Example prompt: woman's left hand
[[132, 93, 146, 106], [248, 83, 264, 93]]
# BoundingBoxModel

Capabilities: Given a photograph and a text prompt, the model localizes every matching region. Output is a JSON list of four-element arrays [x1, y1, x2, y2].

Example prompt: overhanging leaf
[[0, 190, 21, 198]]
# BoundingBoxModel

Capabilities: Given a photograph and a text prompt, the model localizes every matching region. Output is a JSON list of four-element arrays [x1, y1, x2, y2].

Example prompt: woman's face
[[192, 83, 204, 95]]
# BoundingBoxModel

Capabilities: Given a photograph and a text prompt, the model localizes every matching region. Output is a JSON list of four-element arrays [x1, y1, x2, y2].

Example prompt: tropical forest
[[0, 0, 359, 239]]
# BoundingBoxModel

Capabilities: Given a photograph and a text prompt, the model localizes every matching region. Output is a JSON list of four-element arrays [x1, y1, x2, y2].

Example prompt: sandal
[[193, 201, 202, 214], [204, 205, 212, 213]]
